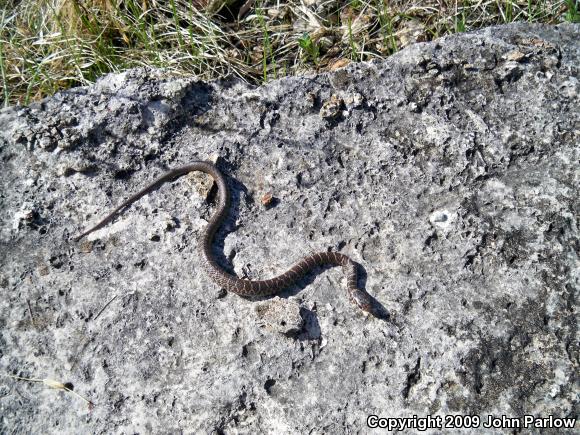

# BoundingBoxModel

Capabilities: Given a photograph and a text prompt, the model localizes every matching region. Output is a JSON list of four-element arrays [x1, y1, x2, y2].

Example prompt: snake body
[[75, 161, 375, 314]]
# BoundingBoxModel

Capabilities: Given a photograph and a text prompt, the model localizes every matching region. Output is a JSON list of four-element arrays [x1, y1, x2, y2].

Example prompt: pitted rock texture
[[0, 23, 578, 434]]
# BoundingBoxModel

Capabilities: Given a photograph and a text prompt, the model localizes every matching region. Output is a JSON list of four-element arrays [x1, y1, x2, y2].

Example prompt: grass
[[376, 0, 398, 53], [0, 0, 576, 107], [255, 1, 277, 81], [298, 32, 320, 66], [564, 0, 580, 21], [3, 374, 94, 409]]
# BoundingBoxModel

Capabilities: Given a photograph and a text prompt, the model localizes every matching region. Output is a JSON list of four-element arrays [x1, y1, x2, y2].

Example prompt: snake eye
[[351, 291, 373, 313], [356, 293, 389, 319]]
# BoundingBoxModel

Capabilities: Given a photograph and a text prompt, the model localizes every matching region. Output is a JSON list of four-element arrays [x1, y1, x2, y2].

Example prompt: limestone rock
[[0, 23, 578, 434]]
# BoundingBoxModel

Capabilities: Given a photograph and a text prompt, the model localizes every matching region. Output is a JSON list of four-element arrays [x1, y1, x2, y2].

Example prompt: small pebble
[[261, 192, 274, 207]]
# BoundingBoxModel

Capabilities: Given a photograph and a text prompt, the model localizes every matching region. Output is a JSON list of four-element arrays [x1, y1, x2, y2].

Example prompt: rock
[[260, 192, 274, 207], [255, 297, 304, 336], [319, 93, 344, 119], [0, 23, 578, 433]]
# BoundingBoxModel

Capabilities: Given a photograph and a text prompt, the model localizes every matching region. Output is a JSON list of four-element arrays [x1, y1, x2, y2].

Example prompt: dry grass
[[0, 0, 577, 106]]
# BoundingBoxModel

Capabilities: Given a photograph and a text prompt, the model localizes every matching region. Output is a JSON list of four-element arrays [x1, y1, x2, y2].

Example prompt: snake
[[74, 161, 377, 315]]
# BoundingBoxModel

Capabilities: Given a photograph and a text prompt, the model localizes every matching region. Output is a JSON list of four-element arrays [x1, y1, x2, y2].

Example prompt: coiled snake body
[[75, 161, 376, 315]]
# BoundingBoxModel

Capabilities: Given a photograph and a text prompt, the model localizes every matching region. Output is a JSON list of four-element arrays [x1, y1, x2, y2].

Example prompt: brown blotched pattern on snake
[[75, 161, 377, 315]]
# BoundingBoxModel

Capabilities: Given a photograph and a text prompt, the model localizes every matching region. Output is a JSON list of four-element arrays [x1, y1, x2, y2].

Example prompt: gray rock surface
[[0, 22, 578, 434]]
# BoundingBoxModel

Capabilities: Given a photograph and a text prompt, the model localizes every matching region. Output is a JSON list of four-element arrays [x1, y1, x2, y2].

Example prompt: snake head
[[350, 289, 389, 319]]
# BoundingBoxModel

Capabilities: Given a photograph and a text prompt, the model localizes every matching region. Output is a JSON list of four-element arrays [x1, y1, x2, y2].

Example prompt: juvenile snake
[[75, 161, 376, 315]]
